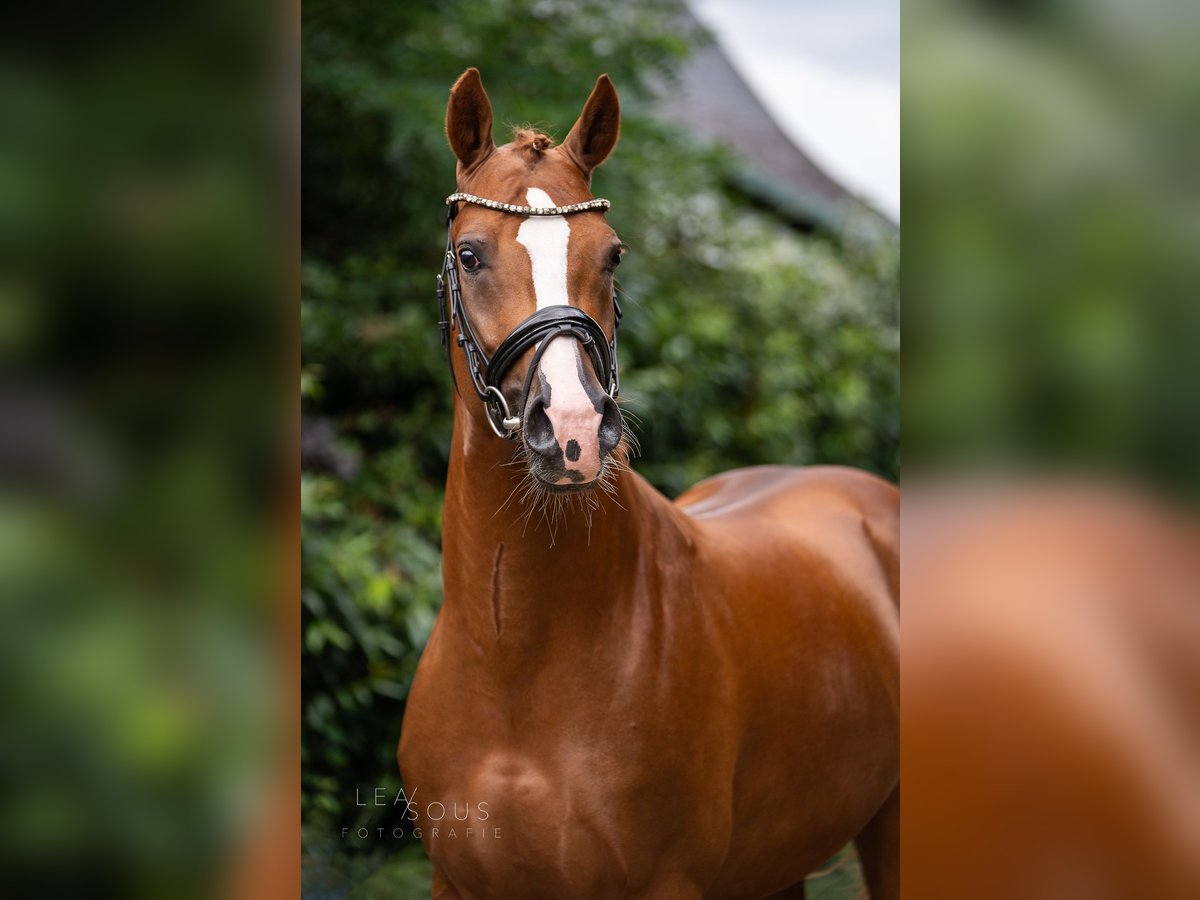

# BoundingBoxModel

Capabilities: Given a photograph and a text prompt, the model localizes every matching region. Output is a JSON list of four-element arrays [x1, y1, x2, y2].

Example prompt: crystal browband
[[445, 192, 611, 217]]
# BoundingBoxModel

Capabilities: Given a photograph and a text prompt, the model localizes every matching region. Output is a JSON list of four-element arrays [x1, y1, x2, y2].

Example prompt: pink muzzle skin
[[526, 336, 604, 484]]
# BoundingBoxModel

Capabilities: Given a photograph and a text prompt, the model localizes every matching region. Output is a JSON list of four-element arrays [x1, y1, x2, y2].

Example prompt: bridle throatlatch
[[436, 192, 623, 440]]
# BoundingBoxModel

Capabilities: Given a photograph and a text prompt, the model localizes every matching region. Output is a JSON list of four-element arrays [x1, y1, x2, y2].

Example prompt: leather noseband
[[437, 192, 622, 440]]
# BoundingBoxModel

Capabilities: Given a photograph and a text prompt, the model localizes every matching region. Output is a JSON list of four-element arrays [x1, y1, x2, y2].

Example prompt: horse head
[[441, 68, 625, 492]]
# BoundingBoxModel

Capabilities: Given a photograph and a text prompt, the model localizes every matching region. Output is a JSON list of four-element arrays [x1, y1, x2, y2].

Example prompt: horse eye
[[608, 248, 622, 270], [459, 248, 481, 271]]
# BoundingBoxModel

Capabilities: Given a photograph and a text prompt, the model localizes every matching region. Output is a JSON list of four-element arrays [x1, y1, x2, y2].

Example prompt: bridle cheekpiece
[[437, 191, 622, 440]]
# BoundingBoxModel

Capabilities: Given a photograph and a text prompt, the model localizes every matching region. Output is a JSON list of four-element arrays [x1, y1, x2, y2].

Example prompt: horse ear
[[562, 74, 620, 179], [446, 68, 495, 172]]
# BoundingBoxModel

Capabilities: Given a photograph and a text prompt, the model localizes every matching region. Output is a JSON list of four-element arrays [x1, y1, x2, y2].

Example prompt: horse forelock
[[510, 126, 556, 152]]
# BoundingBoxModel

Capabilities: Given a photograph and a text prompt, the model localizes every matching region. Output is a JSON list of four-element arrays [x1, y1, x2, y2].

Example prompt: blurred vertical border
[[904, 2, 1200, 897], [0, 1, 297, 897]]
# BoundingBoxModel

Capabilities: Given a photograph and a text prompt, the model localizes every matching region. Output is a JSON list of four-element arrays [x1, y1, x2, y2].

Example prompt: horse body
[[399, 69, 898, 899], [402, 436, 898, 898]]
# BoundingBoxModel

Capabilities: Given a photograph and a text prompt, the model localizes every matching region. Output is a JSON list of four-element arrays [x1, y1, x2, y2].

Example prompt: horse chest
[[405, 637, 730, 888], [418, 741, 723, 898]]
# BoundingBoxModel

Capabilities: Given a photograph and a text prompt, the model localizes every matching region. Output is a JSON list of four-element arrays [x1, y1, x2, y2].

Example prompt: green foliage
[[301, 0, 897, 889]]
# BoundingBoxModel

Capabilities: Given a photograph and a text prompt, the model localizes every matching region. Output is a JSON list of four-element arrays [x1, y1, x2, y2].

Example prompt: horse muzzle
[[521, 334, 622, 488]]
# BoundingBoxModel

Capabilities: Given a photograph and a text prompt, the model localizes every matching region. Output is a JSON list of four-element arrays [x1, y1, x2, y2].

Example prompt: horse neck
[[440, 402, 654, 658]]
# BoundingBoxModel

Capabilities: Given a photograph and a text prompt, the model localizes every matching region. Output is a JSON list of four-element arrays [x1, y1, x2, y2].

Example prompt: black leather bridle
[[436, 191, 622, 439]]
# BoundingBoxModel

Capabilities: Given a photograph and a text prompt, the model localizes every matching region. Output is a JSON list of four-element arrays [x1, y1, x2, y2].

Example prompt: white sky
[[691, 0, 900, 221]]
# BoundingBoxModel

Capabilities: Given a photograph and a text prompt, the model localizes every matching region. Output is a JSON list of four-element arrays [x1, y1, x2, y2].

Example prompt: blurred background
[[301, 0, 896, 896], [905, 0, 1200, 494]]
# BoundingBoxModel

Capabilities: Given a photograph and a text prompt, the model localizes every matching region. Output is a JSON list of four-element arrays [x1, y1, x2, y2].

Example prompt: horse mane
[[510, 126, 556, 153]]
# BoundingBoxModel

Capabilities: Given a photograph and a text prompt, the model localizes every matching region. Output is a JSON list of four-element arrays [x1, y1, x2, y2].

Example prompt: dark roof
[[654, 24, 891, 234]]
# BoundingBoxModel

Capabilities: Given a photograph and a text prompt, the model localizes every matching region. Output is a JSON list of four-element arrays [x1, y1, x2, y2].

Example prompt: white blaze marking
[[515, 187, 603, 482], [515, 188, 570, 309]]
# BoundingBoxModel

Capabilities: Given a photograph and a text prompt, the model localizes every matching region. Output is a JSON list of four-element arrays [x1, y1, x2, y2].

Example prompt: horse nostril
[[598, 396, 622, 457], [523, 396, 558, 456]]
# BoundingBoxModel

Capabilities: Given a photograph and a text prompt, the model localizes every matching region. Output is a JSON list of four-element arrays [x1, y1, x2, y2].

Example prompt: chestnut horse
[[398, 69, 899, 899]]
